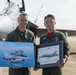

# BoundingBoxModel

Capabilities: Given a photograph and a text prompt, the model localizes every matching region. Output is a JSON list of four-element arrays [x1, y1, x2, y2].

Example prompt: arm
[[61, 33, 70, 66]]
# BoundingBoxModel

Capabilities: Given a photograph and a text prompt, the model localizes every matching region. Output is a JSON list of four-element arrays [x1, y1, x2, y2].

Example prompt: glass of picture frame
[[36, 41, 63, 68]]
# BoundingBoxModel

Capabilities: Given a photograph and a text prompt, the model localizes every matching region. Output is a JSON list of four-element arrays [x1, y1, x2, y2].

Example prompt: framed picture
[[36, 41, 63, 68], [0, 42, 35, 67]]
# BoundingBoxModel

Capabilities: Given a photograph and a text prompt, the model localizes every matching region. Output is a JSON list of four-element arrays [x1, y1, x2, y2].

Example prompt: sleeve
[[29, 30, 36, 44], [32, 34, 36, 44], [40, 37, 42, 44], [40, 36, 43, 44], [62, 33, 70, 59], [5, 34, 13, 41]]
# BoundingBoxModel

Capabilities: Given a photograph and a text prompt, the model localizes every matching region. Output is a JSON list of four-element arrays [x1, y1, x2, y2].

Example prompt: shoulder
[[26, 29, 35, 42], [8, 29, 17, 36], [6, 29, 17, 41], [55, 30, 64, 35], [26, 29, 35, 37], [40, 33, 47, 38], [54, 30, 65, 36], [54, 30, 66, 39]]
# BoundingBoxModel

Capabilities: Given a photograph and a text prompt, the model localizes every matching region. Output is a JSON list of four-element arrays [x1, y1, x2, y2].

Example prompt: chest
[[12, 32, 32, 42], [40, 36, 62, 44]]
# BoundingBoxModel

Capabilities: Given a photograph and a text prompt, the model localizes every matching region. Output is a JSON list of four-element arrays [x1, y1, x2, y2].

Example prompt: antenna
[[34, 1, 44, 24], [20, 0, 25, 12], [7, 0, 10, 2]]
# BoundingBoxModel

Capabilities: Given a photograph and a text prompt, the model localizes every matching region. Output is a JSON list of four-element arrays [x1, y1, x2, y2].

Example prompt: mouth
[[47, 26, 52, 28], [22, 24, 27, 28]]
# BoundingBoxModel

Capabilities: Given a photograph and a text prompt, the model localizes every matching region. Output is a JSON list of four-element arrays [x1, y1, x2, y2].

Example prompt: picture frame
[[36, 41, 63, 68], [0, 41, 35, 67]]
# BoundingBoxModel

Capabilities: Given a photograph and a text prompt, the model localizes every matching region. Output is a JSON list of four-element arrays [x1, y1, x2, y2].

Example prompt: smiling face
[[44, 15, 56, 32], [18, 14, 28, 29]]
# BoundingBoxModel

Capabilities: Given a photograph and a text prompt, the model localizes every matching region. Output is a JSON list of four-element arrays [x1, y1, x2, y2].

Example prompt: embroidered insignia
[[53, 37, 57, 42], [42, 38, 46, 40], [18, 38, 22, 42]]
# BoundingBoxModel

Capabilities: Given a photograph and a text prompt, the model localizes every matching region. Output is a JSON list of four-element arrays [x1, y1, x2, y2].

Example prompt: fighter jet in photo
[[11, 50, 27, 57], [3, 50, 31, 63], [38, 51, 59, 58]]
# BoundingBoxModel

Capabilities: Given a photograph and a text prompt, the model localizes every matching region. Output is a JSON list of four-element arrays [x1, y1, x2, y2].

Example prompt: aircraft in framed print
[[38, 51, 59, 58], [36, 41, 63, 68]]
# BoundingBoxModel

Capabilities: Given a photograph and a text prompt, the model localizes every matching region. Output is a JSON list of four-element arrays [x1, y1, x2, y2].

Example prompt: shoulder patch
[[42, 37, 46, 40]]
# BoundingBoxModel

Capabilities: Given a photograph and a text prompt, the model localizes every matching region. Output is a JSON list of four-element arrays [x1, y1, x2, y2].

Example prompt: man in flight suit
[[6, 12, 35, 75], [40, 14, 70, 75]]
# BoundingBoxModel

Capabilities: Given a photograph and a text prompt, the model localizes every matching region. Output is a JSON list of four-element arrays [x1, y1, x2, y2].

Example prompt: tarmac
[[0, 36, 76, 75]]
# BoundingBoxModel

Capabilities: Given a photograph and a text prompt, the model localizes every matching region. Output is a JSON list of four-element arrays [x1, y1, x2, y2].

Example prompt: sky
[[0, 0, 76, 30]]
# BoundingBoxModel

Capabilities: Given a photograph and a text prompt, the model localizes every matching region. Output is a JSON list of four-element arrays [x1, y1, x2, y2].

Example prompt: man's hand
[[33, 68, 38, 71], [61, 58, 68, 67]]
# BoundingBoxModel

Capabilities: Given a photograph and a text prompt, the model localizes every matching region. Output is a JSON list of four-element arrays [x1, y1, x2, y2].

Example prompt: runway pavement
[[0, 36, 76, 75]]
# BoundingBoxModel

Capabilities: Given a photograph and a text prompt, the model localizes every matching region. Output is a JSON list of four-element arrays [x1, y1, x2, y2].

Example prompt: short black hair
[[44, 14, 55, 20]]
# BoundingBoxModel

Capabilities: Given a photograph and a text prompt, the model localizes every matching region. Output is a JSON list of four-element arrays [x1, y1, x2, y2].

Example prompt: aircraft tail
[[53, 51, 57, 54], [7, 0, 10, 2], [53, 51, 58, 56], [3, 51, 12, 59]]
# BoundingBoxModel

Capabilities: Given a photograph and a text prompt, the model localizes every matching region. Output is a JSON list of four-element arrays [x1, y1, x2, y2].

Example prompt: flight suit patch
[[42, 37, 46, 41], [18, 37, 22, 42]]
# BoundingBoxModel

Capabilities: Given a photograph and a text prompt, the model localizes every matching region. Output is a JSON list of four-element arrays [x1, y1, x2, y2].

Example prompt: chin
[[47, 27, 52, 30]]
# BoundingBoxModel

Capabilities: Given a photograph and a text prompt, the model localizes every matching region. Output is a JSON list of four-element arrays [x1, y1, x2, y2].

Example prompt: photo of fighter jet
[[0, 42, 35, 67], [38, 51, 59, 58], [3, 50, 31, 63]]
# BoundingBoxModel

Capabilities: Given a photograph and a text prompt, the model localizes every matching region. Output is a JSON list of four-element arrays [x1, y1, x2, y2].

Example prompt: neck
[[47, 29, 54, 33], [18, 26, 26, 32]]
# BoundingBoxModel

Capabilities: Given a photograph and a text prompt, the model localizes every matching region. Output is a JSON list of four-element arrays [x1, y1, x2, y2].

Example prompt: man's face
[[18, 15, 28, 28], [44, 17, 56, 31]]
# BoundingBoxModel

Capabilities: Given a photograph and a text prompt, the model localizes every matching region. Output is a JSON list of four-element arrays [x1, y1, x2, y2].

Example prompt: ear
[[44, 22, 46, 26], [54, 21, 56, 25]]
